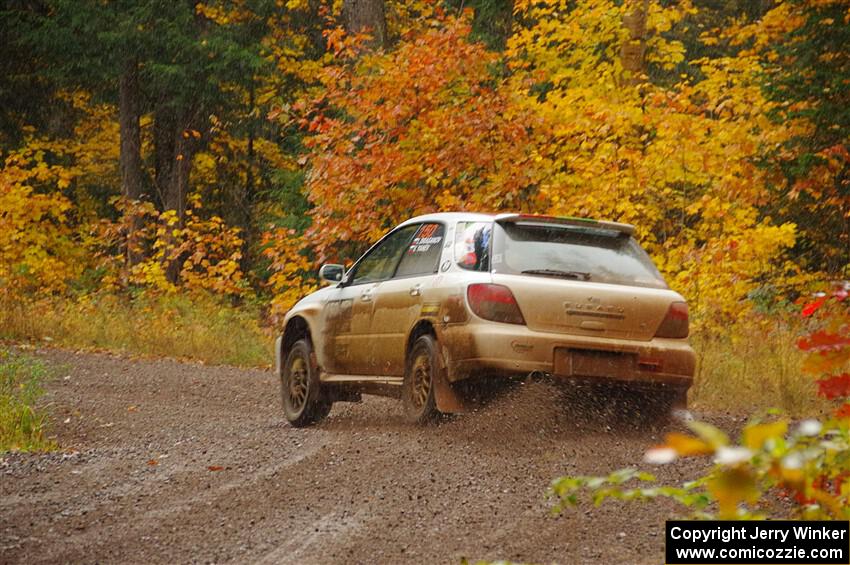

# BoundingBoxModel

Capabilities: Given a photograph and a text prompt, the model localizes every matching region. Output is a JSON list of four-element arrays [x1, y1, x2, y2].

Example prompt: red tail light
[[467, 284, 526, 325], [655, 301, 689, 338]]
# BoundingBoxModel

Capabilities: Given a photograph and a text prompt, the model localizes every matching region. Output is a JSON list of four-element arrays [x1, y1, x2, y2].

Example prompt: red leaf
[[817, 374, 850, 400], [835, 403, 850, 420], [208, 465, 224, 472], [798, 330, 850, 352], [793, 489, 816, 506], [801, 296, 827, 318]]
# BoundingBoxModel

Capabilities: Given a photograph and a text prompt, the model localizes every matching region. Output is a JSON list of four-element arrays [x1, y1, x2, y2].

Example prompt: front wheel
[[403, 335, 440, 424], [281, 339, 331, 427]]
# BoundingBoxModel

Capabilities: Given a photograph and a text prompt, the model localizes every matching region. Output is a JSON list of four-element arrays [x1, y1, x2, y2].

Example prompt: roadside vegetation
[[691, 318, 828, 417], [1, 293, 271, 367], [0, 348, 55, 452]]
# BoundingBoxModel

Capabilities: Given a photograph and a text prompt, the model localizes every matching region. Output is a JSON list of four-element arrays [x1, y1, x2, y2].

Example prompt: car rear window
[[493, 222, 667, 289], [455, 221, 492, 271]]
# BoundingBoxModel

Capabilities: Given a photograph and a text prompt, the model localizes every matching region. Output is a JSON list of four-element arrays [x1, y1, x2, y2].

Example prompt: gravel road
[[0, 348, 725, 564]]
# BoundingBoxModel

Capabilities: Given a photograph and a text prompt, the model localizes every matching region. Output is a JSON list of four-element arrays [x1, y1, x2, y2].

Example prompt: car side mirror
[[319, 263, 345, 284]]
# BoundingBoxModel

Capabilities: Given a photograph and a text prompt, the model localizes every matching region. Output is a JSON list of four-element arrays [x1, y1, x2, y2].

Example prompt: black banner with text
[[666, 521, 850, 564]]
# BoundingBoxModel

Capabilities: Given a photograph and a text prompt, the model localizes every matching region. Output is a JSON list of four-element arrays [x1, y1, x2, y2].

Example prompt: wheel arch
[[282, 315, 312, 354], [277, 315, 315, 377], [406, 319, 437, 359]]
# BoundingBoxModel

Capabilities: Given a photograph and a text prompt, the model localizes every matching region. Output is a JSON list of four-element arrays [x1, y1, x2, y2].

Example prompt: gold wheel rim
[[411, 351, 432, 409], [287, 356, 309, 412]]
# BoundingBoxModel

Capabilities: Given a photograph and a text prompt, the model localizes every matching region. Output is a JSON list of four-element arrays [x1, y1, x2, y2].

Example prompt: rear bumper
[[439, 321, 695, 389]]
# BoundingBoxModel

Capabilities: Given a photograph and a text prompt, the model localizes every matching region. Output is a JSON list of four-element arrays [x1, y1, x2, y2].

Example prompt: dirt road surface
[[0, 348, 726, 564]]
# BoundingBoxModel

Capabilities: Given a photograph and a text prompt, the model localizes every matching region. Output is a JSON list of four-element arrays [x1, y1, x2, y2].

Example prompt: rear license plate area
[[554, 348, 635, 378]]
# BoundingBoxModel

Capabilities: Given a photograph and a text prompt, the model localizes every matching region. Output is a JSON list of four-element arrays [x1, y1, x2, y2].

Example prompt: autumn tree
[[508, 0, 798, 326], [300, 16, 543, 261], [3, 0, 850, 325], [10, 0, 287, 283], [0, 90, 123, 300], [19, 1, 152, 205]]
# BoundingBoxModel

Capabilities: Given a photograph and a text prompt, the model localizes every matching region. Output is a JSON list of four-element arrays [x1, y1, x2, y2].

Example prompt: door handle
[[409, 284, 422, 296], [360, 291, 373, 302]]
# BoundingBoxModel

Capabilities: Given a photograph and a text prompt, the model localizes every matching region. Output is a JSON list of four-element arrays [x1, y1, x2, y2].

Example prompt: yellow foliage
[[191, 129, 294, 198], [261, 228, 318, 322], [665, 432, 713, 456], [0, 143, 85, 298], [195, 2, 255, 25], [508, 0, 801, 330], [93, 195, 248, 297], [708, 466, 760, 519], [386, 0, 438, 38], [743, 420, 789, 450]]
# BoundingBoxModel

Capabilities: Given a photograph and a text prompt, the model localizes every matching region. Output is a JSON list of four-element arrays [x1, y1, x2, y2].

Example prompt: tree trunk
[[153, 106, 174, 210], [119, 60, 143, 199], [153, 105, 176, 211], [163, 123, 192, 219], [620, 0, 649, 86], [119, 58, 144, 266], [154, 105, 197, 219], [240, 82, 256, 273], [343, 0, 386, 48], [153, 105, 196, 283]]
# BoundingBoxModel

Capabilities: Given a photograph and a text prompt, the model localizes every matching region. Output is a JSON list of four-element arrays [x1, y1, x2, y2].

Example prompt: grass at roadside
[[0, 291, 829, 417], [689, 318, 829, 418], [1, 293, 273, 367], [0, 348, 55, 452]]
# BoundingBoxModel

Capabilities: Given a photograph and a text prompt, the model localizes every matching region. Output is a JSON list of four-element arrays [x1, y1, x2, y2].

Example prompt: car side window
[[349, 225, 420, 285], [455, 221, 492, 271], [394, 223, 445, 278]]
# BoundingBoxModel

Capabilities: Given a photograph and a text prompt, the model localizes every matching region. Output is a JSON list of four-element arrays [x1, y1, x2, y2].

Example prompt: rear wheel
[[403, 335, 440, 424], [281, 339, 331, 427]]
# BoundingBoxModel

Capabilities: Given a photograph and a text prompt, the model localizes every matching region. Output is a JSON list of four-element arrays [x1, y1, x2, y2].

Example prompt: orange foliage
[[297, 17, 546, 263]]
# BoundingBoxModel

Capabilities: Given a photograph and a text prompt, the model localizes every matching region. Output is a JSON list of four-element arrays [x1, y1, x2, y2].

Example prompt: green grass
[[0, 348, 55, 452], [1, 292, 273, 367]]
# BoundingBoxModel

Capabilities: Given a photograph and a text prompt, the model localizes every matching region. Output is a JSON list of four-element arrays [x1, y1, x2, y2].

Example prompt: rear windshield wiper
[[521, 269, 591, 280]]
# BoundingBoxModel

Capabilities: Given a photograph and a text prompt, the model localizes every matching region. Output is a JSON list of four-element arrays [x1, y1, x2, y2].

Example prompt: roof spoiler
[[494, 213, 635, 236]]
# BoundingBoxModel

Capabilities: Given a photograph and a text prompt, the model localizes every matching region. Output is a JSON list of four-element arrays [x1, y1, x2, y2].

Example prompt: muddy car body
[[275, 212, 696, 426]]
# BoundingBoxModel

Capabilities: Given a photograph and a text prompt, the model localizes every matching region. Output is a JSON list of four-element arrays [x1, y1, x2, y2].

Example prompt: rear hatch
[[491, 215, 680, 341]]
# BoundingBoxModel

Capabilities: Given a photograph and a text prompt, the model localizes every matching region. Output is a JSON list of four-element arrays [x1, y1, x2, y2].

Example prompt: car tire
[[281, 339, 331, 427], [403, 335, 440, 424]]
